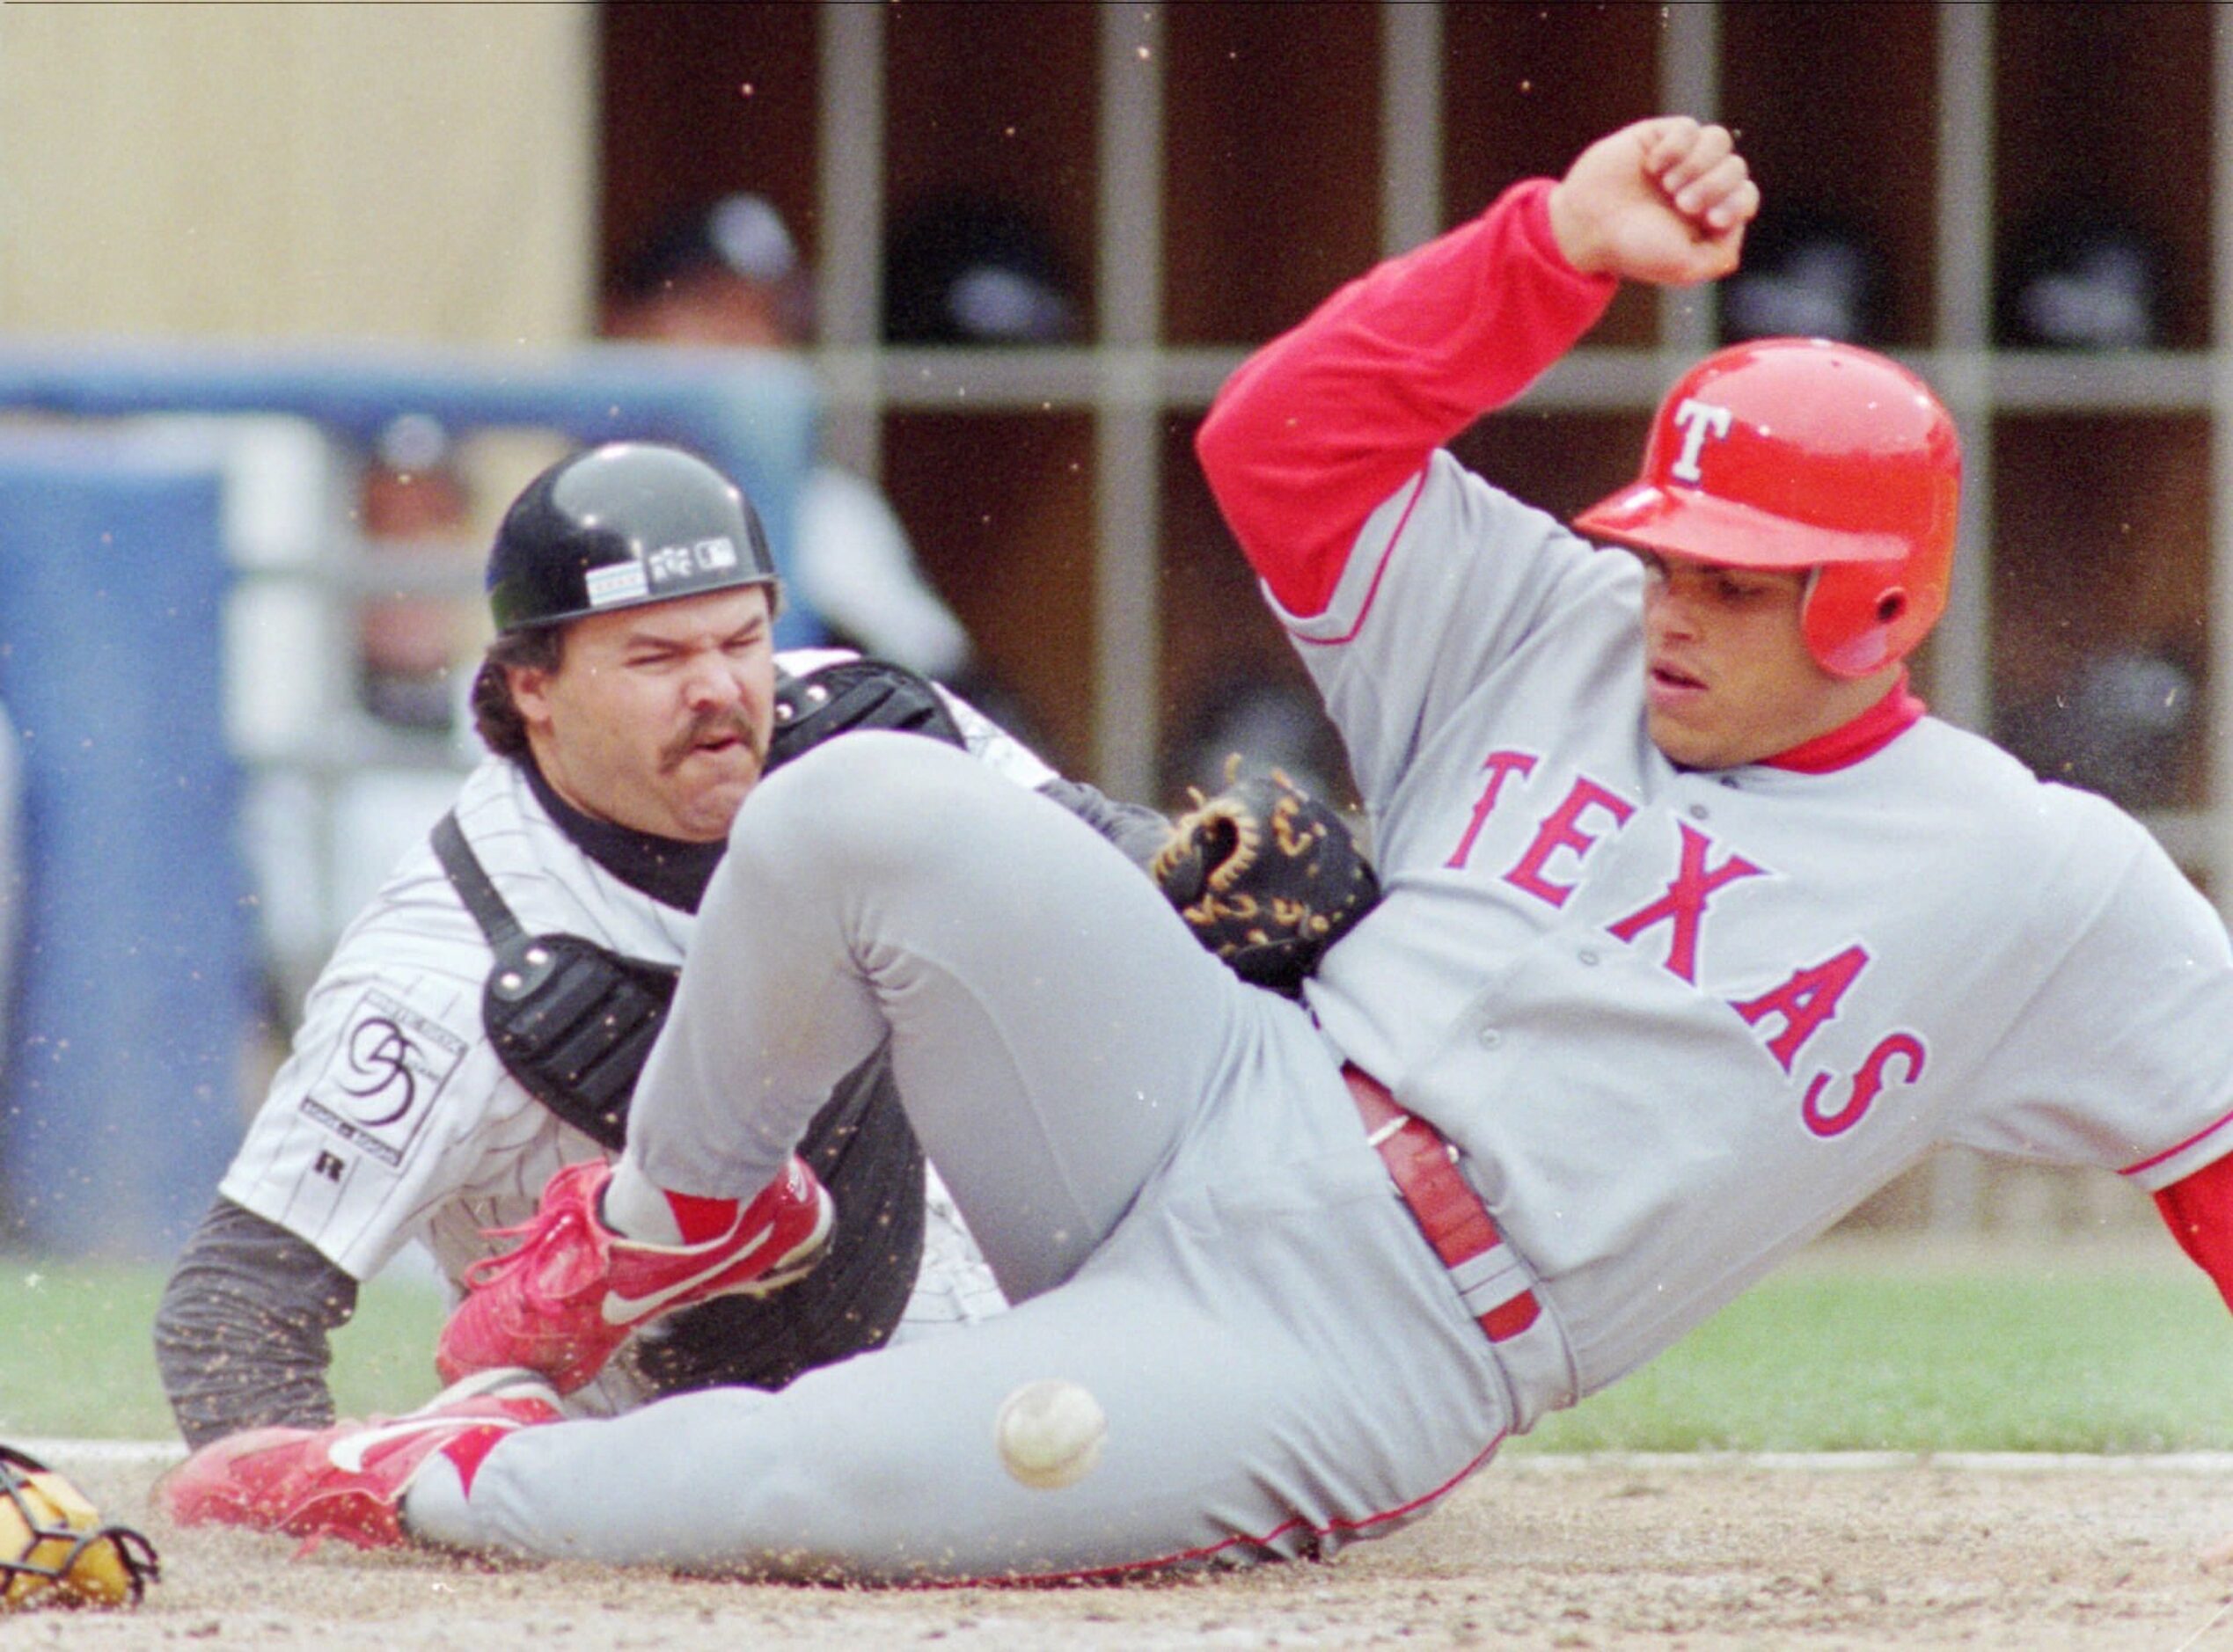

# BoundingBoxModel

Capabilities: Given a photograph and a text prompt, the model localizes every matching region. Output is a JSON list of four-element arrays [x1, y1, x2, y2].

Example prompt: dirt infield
[[26, 1452, 2233, 1649]]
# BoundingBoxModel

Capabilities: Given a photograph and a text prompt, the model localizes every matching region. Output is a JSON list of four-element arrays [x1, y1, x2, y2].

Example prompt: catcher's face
[[512, 585, 776, 842], [1636, 552, 1896, 769]]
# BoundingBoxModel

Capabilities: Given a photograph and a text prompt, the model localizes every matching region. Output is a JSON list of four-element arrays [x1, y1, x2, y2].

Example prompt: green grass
[[0, 1260, 445, 1440], [4, 1240, 2230, 1451], [1514, 1242, 2233, 1455]]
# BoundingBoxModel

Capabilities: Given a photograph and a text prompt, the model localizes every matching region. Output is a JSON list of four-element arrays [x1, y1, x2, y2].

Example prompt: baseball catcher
[[156, 439, 1379, 1458], [442, 655, 1372, 1153], [0, 1447, 157, 1612]]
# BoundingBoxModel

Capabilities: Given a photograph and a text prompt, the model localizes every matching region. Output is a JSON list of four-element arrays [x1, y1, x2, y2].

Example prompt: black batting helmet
[[486, 442, 780, 634]]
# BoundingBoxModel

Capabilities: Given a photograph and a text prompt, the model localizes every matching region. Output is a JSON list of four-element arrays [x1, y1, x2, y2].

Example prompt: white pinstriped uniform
[[219, 651, 1029, 1358]]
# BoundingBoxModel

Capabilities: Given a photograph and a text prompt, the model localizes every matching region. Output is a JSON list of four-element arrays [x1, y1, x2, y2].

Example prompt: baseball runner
[[155, 441, 1270, 1444], [165, 117, 2233, 1581]]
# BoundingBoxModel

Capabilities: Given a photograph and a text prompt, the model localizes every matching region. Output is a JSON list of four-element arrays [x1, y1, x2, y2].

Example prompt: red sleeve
[[1194, 178, 1618, 618], [2155, 1152, 2233, 1313]]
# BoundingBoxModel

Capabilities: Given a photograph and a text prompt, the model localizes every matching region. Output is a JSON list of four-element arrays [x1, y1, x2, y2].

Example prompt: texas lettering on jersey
[[1443, 745, 1929, 1139]]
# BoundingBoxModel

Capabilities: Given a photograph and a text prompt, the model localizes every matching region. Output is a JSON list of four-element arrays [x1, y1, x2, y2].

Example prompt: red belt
[[1343, 1064, 1541, 1344]]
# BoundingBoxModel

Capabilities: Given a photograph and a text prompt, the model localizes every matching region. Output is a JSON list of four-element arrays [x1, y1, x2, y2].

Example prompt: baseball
[[993, 1379, 1107, 1491]]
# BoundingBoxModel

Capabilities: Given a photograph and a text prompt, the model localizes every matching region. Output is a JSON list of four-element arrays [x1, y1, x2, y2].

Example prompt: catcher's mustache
[[659, 708, 763, 773]]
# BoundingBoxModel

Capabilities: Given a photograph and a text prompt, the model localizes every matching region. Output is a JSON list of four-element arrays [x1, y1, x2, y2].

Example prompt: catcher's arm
[[1036, 775, 1175, 868], [765, 657, 1380, 993], [153, 1195, 357, 1449]]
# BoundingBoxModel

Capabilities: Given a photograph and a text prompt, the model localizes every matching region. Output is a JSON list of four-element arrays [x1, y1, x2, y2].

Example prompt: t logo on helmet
[[1669, 398, 1732, 484]]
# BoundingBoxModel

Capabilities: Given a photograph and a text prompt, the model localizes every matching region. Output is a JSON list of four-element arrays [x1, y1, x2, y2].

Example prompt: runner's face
[[1636, 552, 1880, 769]]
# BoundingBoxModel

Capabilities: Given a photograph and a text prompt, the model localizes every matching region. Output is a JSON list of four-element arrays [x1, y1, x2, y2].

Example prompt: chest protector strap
[[431, 812, 675, 1152]]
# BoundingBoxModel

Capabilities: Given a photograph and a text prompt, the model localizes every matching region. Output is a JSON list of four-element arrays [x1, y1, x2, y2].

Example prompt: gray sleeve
[[1036, 776, 1172, 869], [153, 1195, 361, 1450]]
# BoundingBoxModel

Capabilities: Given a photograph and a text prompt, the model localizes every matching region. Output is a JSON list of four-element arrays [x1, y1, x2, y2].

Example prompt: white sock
[[598, 1160, 685, 1245]]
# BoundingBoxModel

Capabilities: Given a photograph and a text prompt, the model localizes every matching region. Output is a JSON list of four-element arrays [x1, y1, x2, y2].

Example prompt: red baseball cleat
[[436, 1155, 835, 1393], [154, 1369, 562, 1551]]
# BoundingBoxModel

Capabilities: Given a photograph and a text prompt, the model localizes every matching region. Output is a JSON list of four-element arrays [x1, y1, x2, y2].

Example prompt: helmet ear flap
[[1803, 567, 1927, 679], [1802, 565, 1882, 678]]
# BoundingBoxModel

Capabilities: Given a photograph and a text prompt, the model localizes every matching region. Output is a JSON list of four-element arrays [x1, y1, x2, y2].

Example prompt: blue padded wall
[[0, 437, 260, 1259]]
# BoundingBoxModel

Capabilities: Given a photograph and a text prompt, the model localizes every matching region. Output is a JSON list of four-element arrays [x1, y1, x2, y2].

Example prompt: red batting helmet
[[1573, 337, 1961, 679]]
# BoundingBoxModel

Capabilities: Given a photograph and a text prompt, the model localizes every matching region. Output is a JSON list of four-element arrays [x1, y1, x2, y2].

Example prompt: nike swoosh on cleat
[[326, 1416, 515, 1476], [598, 1227, 776, 1326]]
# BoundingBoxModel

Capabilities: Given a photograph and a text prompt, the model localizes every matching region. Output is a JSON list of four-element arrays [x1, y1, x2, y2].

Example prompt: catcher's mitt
[[1150, 764, 1380, 997], [0, 1446, 158, 1612]]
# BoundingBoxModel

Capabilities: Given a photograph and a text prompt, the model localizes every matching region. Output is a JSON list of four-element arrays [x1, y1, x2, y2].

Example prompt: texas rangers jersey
[[1294, 461, 2233, 1400], [220, 650, 1043, 1311], [1202, 179, 2233, 1409]]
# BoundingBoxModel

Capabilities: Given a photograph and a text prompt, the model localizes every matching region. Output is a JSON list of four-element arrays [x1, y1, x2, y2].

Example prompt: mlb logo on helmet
[[585, 532, 745, 610], [647, 535, 738, 585]]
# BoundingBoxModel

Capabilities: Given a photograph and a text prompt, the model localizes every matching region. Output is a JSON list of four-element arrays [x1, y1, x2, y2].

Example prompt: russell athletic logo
[[1669, 397, 1733, 483]]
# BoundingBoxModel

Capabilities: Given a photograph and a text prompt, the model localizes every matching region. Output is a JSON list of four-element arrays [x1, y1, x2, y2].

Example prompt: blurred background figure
[[1997, 643, 2200, 812], [882, 195, 1082, 347], [602, 193, 977, 683], [1997, 210, 2167, 351], [1717, 202, 1888, 347], [249, 414, 513, 1022], [868, 193, 1341, 813], [355, 413, 480, 736], [1987, 205, 2191, 813]]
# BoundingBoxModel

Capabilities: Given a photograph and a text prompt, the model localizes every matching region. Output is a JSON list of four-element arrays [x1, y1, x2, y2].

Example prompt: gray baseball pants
[[404, 735, 1519, 1579]]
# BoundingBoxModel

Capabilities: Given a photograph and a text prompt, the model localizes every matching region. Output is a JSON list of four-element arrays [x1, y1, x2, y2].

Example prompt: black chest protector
[[431, 656, 966, 1145], [432, 813, 674, 1151], [429, 797, 931, 1396], [765, 654, 966, 767]]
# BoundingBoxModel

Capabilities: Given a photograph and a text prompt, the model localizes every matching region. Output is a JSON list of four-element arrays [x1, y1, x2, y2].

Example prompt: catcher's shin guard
[[437, 1156, 835, 1393], [155, 1369, 562, 1552]]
